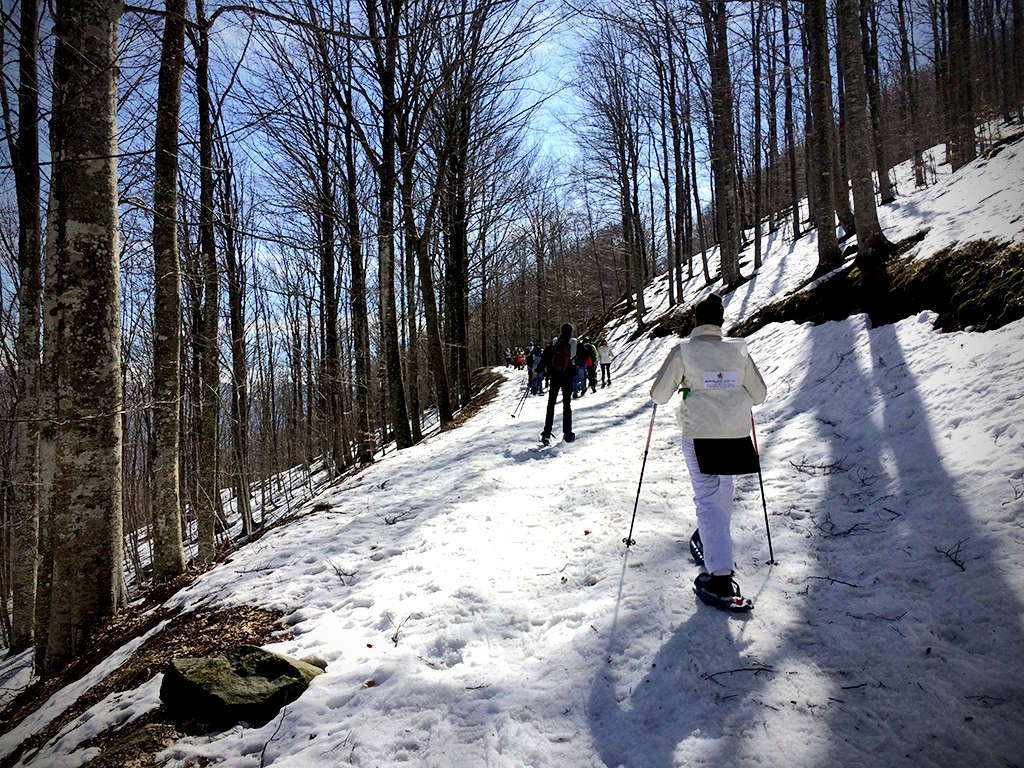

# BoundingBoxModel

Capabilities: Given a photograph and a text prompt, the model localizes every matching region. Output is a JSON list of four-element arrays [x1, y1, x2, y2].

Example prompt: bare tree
[[859, 0, 895, 203], [572, 22, 648, 315], [805, 0, 841, 274], [191, 0, 222, 562], [4, 0, 42, 653], [218, 143, 254, 534], [781, 0, 801, 239], [41, 0, 125, 676], [946, 0, 976, 169], [837, 0, 893, 320], [698, 0, 741, 286], [151, 0, 188, 583]]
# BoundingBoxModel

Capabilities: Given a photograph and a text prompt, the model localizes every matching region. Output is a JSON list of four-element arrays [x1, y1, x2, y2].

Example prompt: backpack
[[551, 338, 573, 371], [583, 343, 597, 367]]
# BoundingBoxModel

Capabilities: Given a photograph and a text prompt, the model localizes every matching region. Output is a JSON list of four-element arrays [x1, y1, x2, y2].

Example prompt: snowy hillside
[[2, 134, 1023, 768]]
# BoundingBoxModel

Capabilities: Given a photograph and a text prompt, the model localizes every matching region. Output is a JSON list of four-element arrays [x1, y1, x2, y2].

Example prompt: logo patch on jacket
[[703, 371, 739, 389]]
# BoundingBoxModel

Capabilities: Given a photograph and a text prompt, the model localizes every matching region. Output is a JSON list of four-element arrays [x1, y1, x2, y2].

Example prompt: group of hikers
[[517, 294, 768, 614], [504, 337, 614, 399]]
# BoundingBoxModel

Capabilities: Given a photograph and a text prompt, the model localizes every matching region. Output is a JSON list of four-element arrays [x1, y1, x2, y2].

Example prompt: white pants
[[681, 439, 734, 574]]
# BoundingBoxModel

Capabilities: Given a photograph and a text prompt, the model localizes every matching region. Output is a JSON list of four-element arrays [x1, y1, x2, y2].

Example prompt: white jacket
[[598, 343, 613, 364], [649, 325, 767, 438]]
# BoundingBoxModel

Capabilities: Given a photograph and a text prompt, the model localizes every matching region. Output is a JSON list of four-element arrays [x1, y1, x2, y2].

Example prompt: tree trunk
[[751, 0, 764, 270], [403, 214, 423, 443], [151, 0, 187, 583], [43, 0, 125, 676], [342, 28, 375, 464], [766, 10, 779, 233], [33, 179, 59, 673], [832, 14, 856, 236], [8, 0, 42, 652], [838, 0, 893, 321], [194, 0, 219, 562], [946, 0, 976, 169], [860, 0, 895, 203], [318, 140, 342, 472], [657, 67, 676, 305], [700, 0, 741, 286], [806, 0, 841, 274], [221, 157, 253, 535], [368, 0, 413, 450], [663, 5, 686, 298], [452, 104, 472, 407], [1014, 0, 1024, 120], [897, 0, 926, 187], [782, 0, 801, 239]]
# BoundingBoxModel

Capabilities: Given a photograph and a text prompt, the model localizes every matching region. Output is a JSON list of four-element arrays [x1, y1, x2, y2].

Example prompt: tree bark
[[832, 13, 856, 235], [151, 0, 187, 583], [367, 0, 413, 450], [220, 155, 253, 534], [897, 0, 926, 187], [699, 0, 741, 286], [860, 0, 895, 203], [782, 0, 801, 239], [44, 0, 125, 676], [946, 0, 976, 169], [750, 0, 764, 270], [1014, 0, 1024, 120], [343, 82, 375, 464], [837, 0, 893, 321], [194, 0, 220, 562], [805, 0, 842, 273], [8, 0, 42, 652]]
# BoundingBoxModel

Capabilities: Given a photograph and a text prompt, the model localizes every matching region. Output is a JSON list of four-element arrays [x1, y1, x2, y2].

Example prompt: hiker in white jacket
[[650, 294, 767, 611], [597, 339, 614, 387]]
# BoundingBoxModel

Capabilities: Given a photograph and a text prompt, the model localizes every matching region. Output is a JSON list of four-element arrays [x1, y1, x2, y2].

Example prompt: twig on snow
[[326, 558, 355, 585], [808, 575, 861, 588], [936, 538, 969, 571], [259, 703, 289, 768], [703, 664, 774, 683]]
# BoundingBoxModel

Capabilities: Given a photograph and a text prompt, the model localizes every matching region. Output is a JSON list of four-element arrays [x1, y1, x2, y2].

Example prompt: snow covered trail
[[154, 313, 1024, 768], [4, 126, 1023, 768]]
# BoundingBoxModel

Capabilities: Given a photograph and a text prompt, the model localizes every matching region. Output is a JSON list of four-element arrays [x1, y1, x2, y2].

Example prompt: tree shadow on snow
[[587, 316, 1024, 767], [756, 317, 1024, 766]]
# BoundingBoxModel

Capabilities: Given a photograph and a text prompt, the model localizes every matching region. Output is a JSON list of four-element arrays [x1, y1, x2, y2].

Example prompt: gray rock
[[160, 645, 323, 729]]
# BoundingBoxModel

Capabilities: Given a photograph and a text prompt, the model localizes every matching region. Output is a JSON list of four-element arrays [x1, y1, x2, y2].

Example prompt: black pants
[[542, 371, 574, 439], [600, 363, 611, 385]]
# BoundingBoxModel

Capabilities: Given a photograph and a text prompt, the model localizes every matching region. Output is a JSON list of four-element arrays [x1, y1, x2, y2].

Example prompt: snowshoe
[[689, 529, 704, 567], [694, 572, 753, 612], [540, 434, 551, 446]]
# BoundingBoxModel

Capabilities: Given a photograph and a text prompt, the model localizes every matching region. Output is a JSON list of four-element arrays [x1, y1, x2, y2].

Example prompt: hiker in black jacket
[[539, 323, 578, 444]]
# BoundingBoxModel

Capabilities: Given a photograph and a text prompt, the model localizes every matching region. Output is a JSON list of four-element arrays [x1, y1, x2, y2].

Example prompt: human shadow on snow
[[588, 594, 763, 768]]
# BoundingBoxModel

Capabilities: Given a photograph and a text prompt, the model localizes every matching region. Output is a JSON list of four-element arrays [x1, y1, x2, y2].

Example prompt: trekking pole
[[751, 416, 777, 565], [510, 380, 530, 418], [624, 403, 657, 547]]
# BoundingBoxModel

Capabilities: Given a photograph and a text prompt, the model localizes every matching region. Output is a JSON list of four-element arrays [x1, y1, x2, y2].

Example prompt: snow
[[2, 130, 1024, 767]]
